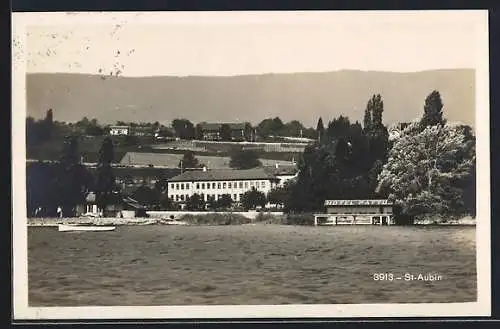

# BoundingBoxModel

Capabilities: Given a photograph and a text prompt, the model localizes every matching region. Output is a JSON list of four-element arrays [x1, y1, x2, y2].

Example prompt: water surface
[[28, 225, 476, 306]]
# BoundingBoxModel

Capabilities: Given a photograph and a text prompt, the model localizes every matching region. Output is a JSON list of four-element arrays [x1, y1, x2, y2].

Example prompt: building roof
[[325, 199, 393, 206], [109, 125, 129, 129], [167, 168, 278, 182], [198, 122, 246, 131]]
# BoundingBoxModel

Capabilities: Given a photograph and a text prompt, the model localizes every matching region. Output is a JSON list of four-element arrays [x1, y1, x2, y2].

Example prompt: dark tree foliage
[[54, 136, 93, 217], [267, 187, 288, 207], [363, 94, 390, 163], [363, 106, 372, 132], [216, 194, 233, 210], [85, 125, 105, 136], [241, 188, 266, 210], [371, 94, 384, 127], [256, 117, 285, 138], [229, 150, 262, 169], [26, 109, 55, 146], [281, 120, 305, 137], [44, 109, 54, 140], [122, 135, 140, 146], [243, 122, 254, 141], [420, 90, 445, 129], [286, 114, 382, 213], [160, 194, 176, 210], [316, 117, 325, 143], [194, 124, 204, 140], [95, 137, 116, 211], [186, 193, 206, 211], [131, 185, 162, 209], [154, 174, 169, 193], [26, 162, 58, 216], [179, 151, 200, 169], [172, 118, 195, 140], [206, 195, 217, 210], [220, 124, 232, 141]]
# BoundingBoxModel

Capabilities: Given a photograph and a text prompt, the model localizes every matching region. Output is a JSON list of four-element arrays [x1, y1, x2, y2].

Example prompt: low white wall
[[147, 210, 284, 220]]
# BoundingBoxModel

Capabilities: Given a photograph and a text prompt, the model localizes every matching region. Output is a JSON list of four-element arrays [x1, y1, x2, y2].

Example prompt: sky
[[14, 10, 487, 77]]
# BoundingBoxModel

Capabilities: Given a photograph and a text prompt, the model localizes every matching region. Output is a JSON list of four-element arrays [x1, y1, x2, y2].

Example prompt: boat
[[58, 224, 116, 232]]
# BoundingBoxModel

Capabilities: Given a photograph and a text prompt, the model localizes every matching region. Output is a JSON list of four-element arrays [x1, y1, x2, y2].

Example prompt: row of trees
[[284, 90, 475, 222], [130, 185, 288, 212], [171, 117, 316, 141], [27, 135, 118, 217], [26, 109, 54, 147]]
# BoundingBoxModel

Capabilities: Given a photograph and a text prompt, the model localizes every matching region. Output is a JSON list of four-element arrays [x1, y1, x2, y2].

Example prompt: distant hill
[[26, 69, 475, 128]]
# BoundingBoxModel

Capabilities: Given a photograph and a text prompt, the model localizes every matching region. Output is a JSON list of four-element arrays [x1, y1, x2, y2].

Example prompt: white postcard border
[[12, 10, 491, 320]]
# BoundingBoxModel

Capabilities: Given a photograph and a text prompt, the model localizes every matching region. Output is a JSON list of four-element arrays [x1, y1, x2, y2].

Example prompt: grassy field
[[27, 135, 302, 163]]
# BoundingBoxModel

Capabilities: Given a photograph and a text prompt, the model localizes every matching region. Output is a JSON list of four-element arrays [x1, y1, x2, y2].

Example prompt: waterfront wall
[[146, 210, 284, 220]]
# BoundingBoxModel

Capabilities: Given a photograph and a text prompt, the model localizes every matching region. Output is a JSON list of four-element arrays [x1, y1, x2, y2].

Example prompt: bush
[[286, 213, 314, 225], [179, 213, 251, 225]]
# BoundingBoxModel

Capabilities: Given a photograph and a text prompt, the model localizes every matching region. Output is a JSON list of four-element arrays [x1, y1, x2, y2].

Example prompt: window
[[250, 181, 254, 187], [176, 183, 179, 190], [217, 183, 221, 189], [186, 183, 190, 189], [233, 194, 237, 200], [170, 183, 175, 190], [261, 181, 266, 188], [223, 182, 226, 189], [176, 195, 179, 201], [228, 182, 232, 188], [202, 183, 205, 189], [181, 183, 184, 190], [196, 183, 200, 189], [239, 193, 242, 200], [212, 183, 216, 189], [180, 195, 184, 201], [239, 182, 243, 188], [245, 182, 249, 188]]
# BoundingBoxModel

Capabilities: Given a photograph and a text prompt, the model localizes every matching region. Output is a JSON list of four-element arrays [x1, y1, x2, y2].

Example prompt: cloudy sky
[[16, 11, 487, 77]]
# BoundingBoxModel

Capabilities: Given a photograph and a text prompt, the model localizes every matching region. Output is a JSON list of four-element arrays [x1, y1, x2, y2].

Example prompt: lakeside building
[[314, 199, 395, 226], [109, 125, 130, 136], [167, 166, 297, 207], [75, 192, 146, 218], [198, 122, 247, 141]]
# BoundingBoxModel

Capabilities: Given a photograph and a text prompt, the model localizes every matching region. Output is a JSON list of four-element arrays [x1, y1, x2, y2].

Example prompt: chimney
[[203, 166, 207, 172]]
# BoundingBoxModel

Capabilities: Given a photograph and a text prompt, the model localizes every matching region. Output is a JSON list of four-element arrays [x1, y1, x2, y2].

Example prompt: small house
[[76, 192, 147, 218]]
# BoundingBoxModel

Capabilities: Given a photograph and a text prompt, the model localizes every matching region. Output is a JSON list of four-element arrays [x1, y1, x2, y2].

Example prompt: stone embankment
[[27, 217, 176, 227]]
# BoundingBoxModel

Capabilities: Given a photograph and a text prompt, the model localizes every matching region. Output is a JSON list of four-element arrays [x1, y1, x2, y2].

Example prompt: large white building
[[109, 125, 130, 136], [167, 166, 297, 205]]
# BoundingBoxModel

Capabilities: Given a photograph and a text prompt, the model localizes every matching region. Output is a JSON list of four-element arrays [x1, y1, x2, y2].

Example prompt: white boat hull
[[58, 224, 116, 232]]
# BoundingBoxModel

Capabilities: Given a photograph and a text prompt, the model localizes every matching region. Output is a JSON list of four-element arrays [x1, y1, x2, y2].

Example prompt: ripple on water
[[28, 225, 477, 306]]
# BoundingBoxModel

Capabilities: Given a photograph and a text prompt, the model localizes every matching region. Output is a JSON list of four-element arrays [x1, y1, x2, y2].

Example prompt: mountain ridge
[[26, 69, 475, 127]]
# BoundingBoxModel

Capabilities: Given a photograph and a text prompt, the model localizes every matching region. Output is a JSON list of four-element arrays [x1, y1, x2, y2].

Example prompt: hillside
[[26, 69, 475, 127]]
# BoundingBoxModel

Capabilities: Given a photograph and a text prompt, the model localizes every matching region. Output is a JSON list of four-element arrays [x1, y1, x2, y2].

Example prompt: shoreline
[[26, 216, 476, 227]]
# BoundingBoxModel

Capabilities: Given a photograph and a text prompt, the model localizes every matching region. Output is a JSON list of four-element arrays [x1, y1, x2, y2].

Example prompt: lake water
[[27, 225, 476, 306]]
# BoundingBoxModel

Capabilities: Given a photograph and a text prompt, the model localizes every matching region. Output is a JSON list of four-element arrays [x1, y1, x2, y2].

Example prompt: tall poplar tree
[[420, 90, 445, 129], [316, 117, 325, 143], [95, 137, 116, 214]]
